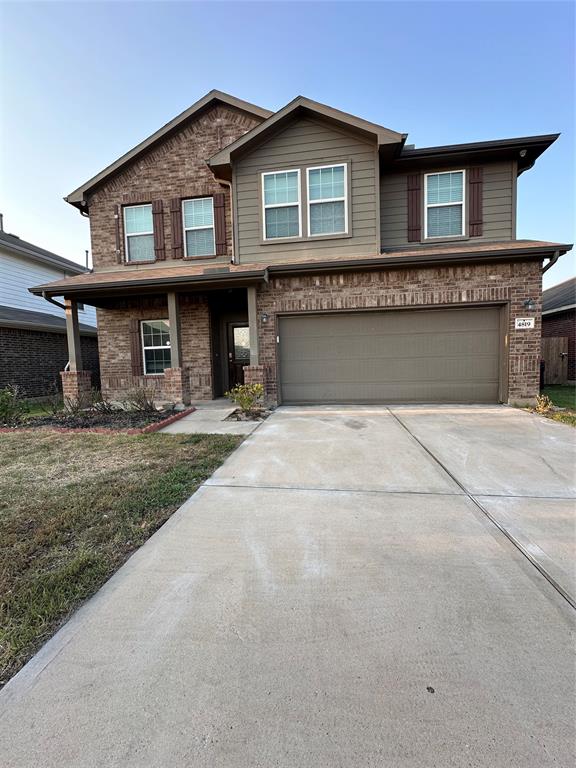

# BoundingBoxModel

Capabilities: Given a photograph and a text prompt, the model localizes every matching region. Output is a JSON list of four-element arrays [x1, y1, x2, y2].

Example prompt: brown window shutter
[[213, 193, 227, 256], [170, 198, 184, 259], [407, 174, 422, 242], [469, 167, 483, 237], [129, 319, 143, 377], [152, 199, 165, 260], [114, 204, 122, 264]]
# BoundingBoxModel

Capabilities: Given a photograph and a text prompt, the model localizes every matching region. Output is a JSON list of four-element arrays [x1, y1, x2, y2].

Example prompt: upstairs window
[[425, 171, 465, 238], [307, 164, 347, 236], [182, 198, 215, 257], [124, 204, 155, 262], [262, 170, 301, 240], [141, 320, 171, 375]]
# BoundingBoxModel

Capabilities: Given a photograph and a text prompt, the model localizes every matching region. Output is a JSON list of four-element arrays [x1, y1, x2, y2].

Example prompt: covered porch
[[30, 264, 269, 406]]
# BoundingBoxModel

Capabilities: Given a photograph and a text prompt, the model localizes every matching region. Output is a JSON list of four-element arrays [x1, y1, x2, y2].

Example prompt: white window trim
[[182, 197, 216, 258], [424, 169, 466, 239], [140, 319, 171, 376], [123, 203, 154, 263], [306, 163, 348, 238], [261, 168, 302, 241]]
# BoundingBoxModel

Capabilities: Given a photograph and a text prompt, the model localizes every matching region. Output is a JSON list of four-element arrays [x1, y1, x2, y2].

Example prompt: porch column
[[167, 291, 181, 368], [64, 297, 82, 371], [244, 285, 265, 393], [164, 292, 190, 406], [247, 285, 259, 366], [61, 297, 92, 402]]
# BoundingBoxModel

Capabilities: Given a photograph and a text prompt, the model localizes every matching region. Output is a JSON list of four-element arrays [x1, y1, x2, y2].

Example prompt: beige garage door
[[278, 307, 501, 404]]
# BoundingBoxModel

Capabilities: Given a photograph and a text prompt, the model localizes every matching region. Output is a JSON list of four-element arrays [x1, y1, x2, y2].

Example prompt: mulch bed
[[0, 407, 196, 434]]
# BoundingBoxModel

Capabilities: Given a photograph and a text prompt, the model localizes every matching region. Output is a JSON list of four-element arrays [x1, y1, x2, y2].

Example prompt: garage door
[[278, 307, 501, 404]]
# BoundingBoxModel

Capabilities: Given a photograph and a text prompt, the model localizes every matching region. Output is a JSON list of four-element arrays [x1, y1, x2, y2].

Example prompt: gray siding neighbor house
[[29, 90, 571, 406], [0, 223, 99, 396]]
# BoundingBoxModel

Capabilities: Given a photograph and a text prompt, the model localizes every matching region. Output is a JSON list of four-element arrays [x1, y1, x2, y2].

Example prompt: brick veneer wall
[[255, 259, 543, 404], [97, 294, 212, 402], [87, 104, 262, 271], [542, 308, 576, 382], [0, 328, 99, 397]]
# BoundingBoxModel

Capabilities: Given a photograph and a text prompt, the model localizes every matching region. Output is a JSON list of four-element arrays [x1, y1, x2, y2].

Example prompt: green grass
[[0, 431, 241, 686], [540, 385, 576, 427], [543, 385, 576, 410]]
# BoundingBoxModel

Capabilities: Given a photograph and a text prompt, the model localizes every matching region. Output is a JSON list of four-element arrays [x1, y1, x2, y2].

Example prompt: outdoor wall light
[[261, 312, 269, 324], [523, 297, 536, 311]]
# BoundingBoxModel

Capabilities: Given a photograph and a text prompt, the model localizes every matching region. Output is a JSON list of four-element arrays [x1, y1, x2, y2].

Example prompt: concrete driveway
[[1, 405, 574, 767]]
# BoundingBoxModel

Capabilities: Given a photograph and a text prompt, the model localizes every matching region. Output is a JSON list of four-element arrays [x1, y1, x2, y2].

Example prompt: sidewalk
[[160, 400, 261, 435]]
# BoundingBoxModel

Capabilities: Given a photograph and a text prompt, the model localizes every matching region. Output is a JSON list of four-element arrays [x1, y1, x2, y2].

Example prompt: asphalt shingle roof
[[542, 276, 576, 314]]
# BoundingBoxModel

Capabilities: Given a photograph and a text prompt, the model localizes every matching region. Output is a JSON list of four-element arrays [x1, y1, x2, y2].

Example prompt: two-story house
[[0, 222, 99, 396], [31, 90, 571, 406]]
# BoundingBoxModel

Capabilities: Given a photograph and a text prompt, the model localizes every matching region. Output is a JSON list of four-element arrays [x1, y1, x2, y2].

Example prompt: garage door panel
[[281, 329, 500, 361], [279, 308, 501, 404]]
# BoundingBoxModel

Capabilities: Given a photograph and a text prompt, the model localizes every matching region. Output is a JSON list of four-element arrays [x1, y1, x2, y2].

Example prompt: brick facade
[[97, 295, 212, 403], [87, 104, 261, 272], [542, 308, 576, 382], [0, 327, 99, 397], [93, 259, 542, 407], [255, 259, 543, 404]]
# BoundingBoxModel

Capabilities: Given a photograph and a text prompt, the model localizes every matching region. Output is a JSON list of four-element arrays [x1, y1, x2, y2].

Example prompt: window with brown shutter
[[407, 174, 422, 242], [468, 167, 483, 237], [129, 319, 143, 377], [170, 198, 184, 259], [152, 200, 165, 260], [213, 193, 227, 256], [114, 204, 122, 264]]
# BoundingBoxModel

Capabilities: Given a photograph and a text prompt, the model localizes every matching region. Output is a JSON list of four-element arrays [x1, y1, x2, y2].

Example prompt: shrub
[[225, 383, 264, 416], [123, 386, 159, 413], [0, 385, 27, 426], [535, 393, 553, 414]]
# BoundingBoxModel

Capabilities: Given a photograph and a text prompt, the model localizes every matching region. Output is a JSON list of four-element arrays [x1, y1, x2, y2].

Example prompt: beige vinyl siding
[[380, 161, 516, 248], [234, 117, 379, 263]]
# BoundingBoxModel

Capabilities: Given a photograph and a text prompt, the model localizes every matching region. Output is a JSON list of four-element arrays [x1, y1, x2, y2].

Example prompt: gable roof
[[66, 90, 273, 210], [0, 230, 88, 274], [542, 276, 576, 315], [208, 95, 406, 177]]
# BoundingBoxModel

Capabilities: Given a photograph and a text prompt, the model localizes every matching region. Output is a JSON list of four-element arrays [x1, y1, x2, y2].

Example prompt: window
[[182, 198, 215, 257], [425, 171, 465, 238], [307, 164, 347, 236], [141, 320, 171, 375], [124, 204, 155, 262], [262, 170, 301, 239]]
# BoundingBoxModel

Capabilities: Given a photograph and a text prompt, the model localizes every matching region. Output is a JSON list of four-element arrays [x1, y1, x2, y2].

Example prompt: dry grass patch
[[0, 431, 241, 686]]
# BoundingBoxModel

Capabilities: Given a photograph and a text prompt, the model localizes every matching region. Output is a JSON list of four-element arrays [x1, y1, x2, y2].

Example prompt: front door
[[227, 323, 250, 389]]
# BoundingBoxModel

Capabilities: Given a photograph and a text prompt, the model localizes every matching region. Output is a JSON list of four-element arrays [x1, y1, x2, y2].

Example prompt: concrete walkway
[[1, 405, 574, 767], [160, 400, 260, 435]]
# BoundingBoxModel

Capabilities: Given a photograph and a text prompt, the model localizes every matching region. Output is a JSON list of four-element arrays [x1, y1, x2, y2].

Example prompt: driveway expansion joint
[[387, 408, 576, 611]]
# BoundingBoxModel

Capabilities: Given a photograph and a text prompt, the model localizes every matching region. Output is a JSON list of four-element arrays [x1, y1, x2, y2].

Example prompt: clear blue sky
[[1, 1, 573, 287]]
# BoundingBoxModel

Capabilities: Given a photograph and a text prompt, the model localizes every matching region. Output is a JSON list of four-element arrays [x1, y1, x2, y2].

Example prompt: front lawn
[[0, 431, 240, 686]]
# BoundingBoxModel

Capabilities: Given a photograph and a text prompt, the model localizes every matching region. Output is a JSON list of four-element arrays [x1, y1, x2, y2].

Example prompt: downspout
[[42, 292, 66, 311], [213, 176, 236, 264], [542, 250, 560, 274]]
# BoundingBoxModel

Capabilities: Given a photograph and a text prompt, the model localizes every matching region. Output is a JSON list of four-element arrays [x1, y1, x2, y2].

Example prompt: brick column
[[60, 370, 92, 404], [163, 367, 190, 405], [243, 365, 264, 386]]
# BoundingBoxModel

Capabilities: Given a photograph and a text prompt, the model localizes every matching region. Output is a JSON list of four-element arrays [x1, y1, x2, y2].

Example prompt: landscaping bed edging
[[0, 407, 196, 435]]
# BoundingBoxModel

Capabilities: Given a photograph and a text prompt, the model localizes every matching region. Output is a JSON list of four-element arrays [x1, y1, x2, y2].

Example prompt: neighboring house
[[0, 224, 99, 396], [542, 277, 575, 385], [31, 90, 571, 406]]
